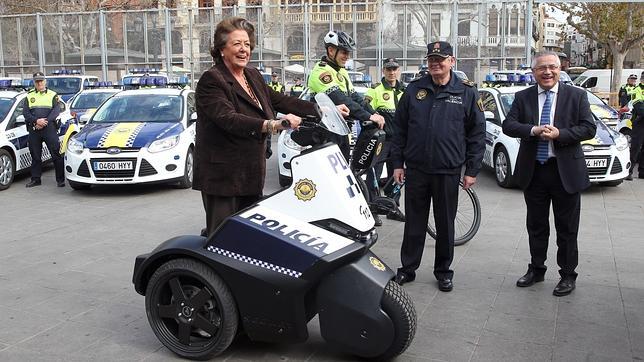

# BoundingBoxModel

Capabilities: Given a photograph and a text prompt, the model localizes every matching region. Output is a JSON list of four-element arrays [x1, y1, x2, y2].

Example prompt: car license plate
[[93, 161, 134, 171], [586, 159, 607, 168]]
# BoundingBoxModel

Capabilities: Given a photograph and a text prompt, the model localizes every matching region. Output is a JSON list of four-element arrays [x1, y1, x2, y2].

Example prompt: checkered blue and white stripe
[[125, 123, 145, 147], [207, 246, 302, 278]]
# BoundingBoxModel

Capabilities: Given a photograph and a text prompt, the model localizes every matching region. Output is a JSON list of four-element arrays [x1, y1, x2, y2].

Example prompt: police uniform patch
[[294, 178, 317, 201], [320, 72, 332, 84], [462, 79, 476, 87], [416, 89, 427, 100], [30, 97, 35, 103], [477, 97, 484, 112], [375, 142, 383, 156], [369, 256, 386, 271], [383, 93, 390, 101]]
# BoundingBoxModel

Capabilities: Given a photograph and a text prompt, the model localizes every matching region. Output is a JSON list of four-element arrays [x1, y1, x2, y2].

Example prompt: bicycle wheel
[[426, 182, 481, 246]]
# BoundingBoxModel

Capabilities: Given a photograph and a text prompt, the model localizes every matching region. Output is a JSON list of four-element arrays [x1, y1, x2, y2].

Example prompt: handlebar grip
[[280, 119, 290, 128], [361, 120, 375, 127]]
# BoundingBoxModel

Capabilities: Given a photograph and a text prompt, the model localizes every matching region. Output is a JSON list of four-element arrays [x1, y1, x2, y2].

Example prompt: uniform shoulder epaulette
[[409, 77, 422, 84], [373, 82, 382, 88], [27, 89, 36, 94], [462, 79, 476, 87], [318, 60, 327, 67]]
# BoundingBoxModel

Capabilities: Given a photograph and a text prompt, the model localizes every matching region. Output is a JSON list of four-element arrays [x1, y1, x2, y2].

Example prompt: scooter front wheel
[[376, 280, 417, 360], [145, 258, 238, 360]]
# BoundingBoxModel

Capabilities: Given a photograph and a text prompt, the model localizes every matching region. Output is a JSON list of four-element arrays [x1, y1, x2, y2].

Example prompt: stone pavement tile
[[554, 318, 630, 357], [622, 287, 644, 311], [14, 320, 113, 355], [418, 305, 489, 341], [445, 271, 506, 292], [481, 312, 555, 345], [76, 321, 162, 362], [0, 305, 63, 345], [454, 253, 515, 276], [429, 285, 498, 312], [471, 335, 553, 362], [552, 346, 633, 362], [397, 280, 439, 312], [576, 254, 619, 287], [625, 306, 644, 360], [0, 342, 7, 351], [0, 345, 89, 362], [491, 281, 558, 320], [25, 292, 103, 320], [611, 242, 644, 259], [556, 285, 626, 329], [402, 329, 476, 361], [69, 301, 145, 333], [71, 256, 134, 280], [614, 256, 644, 289], [0, 279, 63, 310], [33, 270, 130, 302]]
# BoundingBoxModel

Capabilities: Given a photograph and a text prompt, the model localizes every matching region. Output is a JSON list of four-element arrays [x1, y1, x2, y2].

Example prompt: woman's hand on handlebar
[[393, 168, 405, 185], [336, 104, 350, 117], [278, 114, 302, 130], [369, 113, 385, 129]]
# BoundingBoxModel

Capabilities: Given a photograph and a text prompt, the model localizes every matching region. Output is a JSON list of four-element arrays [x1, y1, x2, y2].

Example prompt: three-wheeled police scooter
[[132, 93, 416, 360]]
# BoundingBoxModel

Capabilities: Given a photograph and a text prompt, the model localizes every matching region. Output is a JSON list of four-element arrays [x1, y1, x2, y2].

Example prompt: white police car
[[41, 70, 99, 102], [277, 87, 363, 187], [480, 86, 630, 188], [64, 87, 196, 190]]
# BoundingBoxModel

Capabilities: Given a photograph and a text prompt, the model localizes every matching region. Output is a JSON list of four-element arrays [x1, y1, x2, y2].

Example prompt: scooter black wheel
[[145, 258, 238, 360], [376, 280, 417, 360]]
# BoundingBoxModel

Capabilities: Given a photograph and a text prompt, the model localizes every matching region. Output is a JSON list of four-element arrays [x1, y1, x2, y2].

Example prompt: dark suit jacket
[[502, 83, 596, 194], [194, 62, 318, 196]]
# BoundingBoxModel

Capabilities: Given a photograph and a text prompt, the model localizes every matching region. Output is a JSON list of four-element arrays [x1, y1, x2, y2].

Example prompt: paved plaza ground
[[1, 149, 643, 361]]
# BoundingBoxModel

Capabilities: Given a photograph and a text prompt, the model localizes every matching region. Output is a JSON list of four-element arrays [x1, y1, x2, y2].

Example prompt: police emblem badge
[[375, 142, 383, 156], [30, 97, 36, 103], [382, 93, 390, 101], [320, 72, 332, 85], [294, 179, 317, 201], [369, 256, 386, 271], [416, 89, 427, 100]]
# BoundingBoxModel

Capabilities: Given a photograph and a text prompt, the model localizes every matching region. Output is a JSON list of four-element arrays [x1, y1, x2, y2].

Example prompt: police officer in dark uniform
[[391, 41, 485, 291], [23, 71, 65, 188]]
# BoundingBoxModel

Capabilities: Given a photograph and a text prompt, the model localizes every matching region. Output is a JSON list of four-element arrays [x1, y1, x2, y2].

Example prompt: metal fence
[[0, 0, 534, 85]]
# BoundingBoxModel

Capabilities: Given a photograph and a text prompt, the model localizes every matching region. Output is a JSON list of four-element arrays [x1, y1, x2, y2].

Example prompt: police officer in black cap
[[391, 41, 485, 291], [22, 71, 65, 187]]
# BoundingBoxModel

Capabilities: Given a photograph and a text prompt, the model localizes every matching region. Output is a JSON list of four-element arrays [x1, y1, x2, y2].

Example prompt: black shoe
[[386, 210, 406, 222], [438, 278, 453, 292], [553, 278, 576, 296], [394, 272, 415, 285], [57, 181, 65, 187], [373, 214, 382, 227], [516, 270, 545, 287], [25, 180, 41, 188], [626, 173, 633, 181]]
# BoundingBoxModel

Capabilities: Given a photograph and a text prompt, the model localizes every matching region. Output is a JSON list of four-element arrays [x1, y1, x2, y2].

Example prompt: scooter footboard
[[316, 251, 395, 358]]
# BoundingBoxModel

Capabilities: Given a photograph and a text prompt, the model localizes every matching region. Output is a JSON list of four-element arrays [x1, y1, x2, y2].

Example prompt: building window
[[199, 0, 213, 6], [458, 13, 470, 36], [431, 13, 441, 39], [488, 6, 498, 37], [510, 6, 518, 35]]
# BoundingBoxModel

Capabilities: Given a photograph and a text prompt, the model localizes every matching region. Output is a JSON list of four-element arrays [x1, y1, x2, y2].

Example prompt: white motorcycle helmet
[[323, 31, 356, 52]]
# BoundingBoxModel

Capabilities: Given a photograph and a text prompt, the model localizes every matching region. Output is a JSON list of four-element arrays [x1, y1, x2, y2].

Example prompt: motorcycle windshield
[[315, 93, 350, 136]]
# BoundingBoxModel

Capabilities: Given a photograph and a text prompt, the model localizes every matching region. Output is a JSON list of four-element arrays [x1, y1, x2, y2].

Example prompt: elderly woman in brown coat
[[194, 17, 323, 236]]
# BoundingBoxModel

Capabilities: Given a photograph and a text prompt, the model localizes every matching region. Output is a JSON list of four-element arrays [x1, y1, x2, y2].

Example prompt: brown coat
[[194, 62, 318, 196]]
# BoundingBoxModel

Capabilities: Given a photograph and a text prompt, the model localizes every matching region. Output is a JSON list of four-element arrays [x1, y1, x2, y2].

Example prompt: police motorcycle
[[132, 93, 417, 360]]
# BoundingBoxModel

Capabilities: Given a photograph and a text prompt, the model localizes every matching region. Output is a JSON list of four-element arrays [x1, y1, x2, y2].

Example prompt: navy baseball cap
[[426, 41, 453, 58], [383, 57, 400, 69], [33, 71, 46, 81]]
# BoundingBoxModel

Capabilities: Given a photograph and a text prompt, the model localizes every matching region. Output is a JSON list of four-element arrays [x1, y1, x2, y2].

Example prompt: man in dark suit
[[502, 51, 596, 297]]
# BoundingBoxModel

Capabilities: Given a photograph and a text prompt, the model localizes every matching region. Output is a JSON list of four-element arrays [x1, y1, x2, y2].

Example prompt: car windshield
[[499, 94, 516, 115], [401, 72, 416, 83], [573, 76, 587, 86], [585, 91, 607, 106], [71, 92, 115, 110], [46, 77, 82, 95], [0, 98, 14, 119], [92, 94, 183, 123]]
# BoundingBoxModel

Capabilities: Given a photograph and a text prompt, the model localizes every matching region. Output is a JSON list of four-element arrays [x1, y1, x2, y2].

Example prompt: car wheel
[[0, 149, 16, 191], [278, 174, 292, 187], [68, 180, 91, 190], [494, 146, 515, 188], [145, 258, 238, 360], [177, 148, 194, 189]]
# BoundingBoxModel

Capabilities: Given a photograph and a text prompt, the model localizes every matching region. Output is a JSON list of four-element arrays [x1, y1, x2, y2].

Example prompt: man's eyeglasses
[[427, 57, 449, 64], [534, 64, 560, 72]]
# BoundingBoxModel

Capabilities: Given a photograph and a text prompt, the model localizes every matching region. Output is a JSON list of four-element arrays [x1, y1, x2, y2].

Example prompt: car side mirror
[[59, 101, 66, 112], [15, 115, 26, 125], [484, 111, 495, 120], [190, 112, 198, 123]]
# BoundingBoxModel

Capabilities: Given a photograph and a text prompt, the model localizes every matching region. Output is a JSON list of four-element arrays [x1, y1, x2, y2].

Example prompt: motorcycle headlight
[[615, 134, 628, 151], [283, 131, 308, 151], [67, 137, 84, 154], [148, 135, 180, 153]]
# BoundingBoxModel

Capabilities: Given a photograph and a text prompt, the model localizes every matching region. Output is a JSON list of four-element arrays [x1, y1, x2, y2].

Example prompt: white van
[[573, 69, 643, 98]]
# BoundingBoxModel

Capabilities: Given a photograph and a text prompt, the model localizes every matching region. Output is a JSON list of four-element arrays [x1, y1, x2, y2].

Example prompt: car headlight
[[615, 134, 628, 151], [67, 137, 84, 154], [283, 131, 308, 151], [148, 135, 180, 153]]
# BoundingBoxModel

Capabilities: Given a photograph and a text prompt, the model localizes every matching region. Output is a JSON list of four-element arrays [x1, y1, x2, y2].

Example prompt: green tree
[[553, 2, 644, 105]]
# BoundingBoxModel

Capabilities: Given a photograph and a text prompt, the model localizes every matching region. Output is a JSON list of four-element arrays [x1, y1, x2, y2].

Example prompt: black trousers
[[399, 169, 459, 280], [523, 160, 579, 279], [28, 124, 64, 183], [630, 105, 644, 174], [201, 192, 260, 237]]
